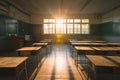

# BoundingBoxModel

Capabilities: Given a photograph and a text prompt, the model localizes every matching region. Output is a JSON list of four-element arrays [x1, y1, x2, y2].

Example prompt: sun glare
[[56, 34, 62, 39], [56, 19, 63, 24]]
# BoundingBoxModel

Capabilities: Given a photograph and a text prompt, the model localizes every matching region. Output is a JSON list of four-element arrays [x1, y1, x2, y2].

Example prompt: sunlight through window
[[43, 19, 90, 34]]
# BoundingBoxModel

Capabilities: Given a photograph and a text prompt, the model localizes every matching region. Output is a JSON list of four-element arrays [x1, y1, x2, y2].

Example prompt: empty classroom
[[0, 0, 120, 80]]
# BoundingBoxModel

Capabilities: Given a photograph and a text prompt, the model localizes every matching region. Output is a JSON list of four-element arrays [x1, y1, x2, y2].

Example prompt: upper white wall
[[102, 7, 120, 23]]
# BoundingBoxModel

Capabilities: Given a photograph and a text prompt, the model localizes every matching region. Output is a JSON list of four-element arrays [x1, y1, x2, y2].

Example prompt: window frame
[[43, 19, 90, 34]]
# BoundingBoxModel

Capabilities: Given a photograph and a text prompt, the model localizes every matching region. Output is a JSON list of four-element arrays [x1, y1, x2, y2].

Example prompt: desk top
[[86, 55, 120, 67], [16, 47, 42, 51], [91, 41, 106, 43], [33, 43, 48, 46], [70, 41, 92, 43], [92, 47, 120, 51], [72, 43, 90, 46], [90, 43, 107, 45], [75, 46, 94, 51], [40, 39, 52, 43], [107, 43, 120, 46], [0, 57, 27, 68], [70, 41, 106, 43]]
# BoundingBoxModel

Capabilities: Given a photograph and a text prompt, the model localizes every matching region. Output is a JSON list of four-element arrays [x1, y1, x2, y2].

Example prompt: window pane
[[49, 19, 55, 23], [82, 24, 89, 34], [74, 19, 81, 23], [67, 19, 73, 23], [82, 19, 89, 23], [44, 24, 49, 34], [43, 18, 90, 34], [74, 24, 81, 34], [63, 19, 66, 23], [56, 24, 66, 34], [56, 19, 63, 24], [67, 24, 73, 34], [44, 24, 55, 34], [44, 19, 49, 23], [49, 24, 55, 34]]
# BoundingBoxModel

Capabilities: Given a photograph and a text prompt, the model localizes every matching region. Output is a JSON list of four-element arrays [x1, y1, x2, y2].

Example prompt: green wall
[[0, 14, 33, 51], [0, 15, 7, 36], [90, 24, 102, 36], [0, 14, 33, 37], [101, 20, 120, 36], [101, 20, 120, 42]]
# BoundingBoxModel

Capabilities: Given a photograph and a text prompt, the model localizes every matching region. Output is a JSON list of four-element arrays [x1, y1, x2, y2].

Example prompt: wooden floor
[[35, 44, 82, 80]]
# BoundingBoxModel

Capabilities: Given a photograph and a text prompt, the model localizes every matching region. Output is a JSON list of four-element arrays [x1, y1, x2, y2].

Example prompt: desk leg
[[46, 46, 48, 57], [25, 61, 28, 80], [85, 56, 89, 80], [75, 50, 78, 66]]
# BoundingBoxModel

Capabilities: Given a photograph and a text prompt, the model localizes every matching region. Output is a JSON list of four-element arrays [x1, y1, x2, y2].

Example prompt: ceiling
[[6, 0, 120, 15]]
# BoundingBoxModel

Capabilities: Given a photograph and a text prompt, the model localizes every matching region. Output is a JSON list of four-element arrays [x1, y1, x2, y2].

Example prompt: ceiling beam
[[103, 3, 120, 15], [3, 0, 31, 16], [60, 0, 63, 16], [80, 0, 92, 11]]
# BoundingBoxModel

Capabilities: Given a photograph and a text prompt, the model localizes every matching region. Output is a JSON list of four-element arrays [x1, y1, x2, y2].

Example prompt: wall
[[0, 14, 33, 51], [102, 7, 120, 23], [0, 14, 33, 36], [101, 20, 120, 42], [31, 14, 102, 24], [31, 23, 103, 42], [31, 14, 103, 41], [101, 6, 120, 42], [0, 0, 31, 23]]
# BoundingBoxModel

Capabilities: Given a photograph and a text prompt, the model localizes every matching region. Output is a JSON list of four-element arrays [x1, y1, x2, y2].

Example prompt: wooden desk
[[72, 43, 91, 46], [40, 39, 52, 44], [92, 47, 120, 55], [70, 41, 106, 43], [90, 43, 108, 47], [32, 43, 48, 47], [107, 43, 120, 47], [32, 43, 49, 56], [0, 57, 28, 80], [70, 41, 92, 43], [75, 46, 94, 51], [86, 55, 120, 80], [91, 41, 106, 43], [92, 47, 120, 51], [16, 47, 42, 80], [75, 46, 95, 55], [16, 47, 41, 56], [75, 46, 95, 65]]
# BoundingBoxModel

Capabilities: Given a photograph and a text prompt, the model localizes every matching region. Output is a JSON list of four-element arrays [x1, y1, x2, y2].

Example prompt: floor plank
[[35, 44, 82, 80]]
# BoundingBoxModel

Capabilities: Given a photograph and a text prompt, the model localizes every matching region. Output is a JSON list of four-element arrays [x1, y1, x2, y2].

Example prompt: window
[[44, 19, 49, 23], [67, 19, 73, 23], [49, 24, 55, 34], [44, 24, 55, 34], [56, 24, 66, 34], [67, 24, 73, 34], [49, 19, 55, 23], [82, 19, 89, 23], [74, 24, 81, 34], [43, 19, 90, 34], [74, 19, 81, 23], [44, 24, 49, 34], [6, 20, 18, 36], [82, 24, 89, 34]]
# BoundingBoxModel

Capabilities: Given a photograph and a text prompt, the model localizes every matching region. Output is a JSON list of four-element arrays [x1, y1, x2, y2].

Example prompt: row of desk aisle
[[0, 39, 52, 80], [69, 40, 120, 80]]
